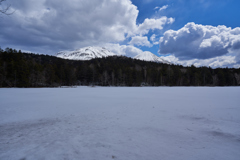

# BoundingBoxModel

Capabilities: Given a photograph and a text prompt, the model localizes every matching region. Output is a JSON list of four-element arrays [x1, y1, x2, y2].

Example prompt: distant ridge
[[56, 46, 116, 60], [134, 51, 170, 64], [56, 46, 170, 64]]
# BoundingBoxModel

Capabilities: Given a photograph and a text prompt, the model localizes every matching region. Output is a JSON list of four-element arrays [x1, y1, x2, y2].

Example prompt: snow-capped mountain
[[133, 51, 170, 64], [56, 46, 116, 60], [56, 46, 170, 64]]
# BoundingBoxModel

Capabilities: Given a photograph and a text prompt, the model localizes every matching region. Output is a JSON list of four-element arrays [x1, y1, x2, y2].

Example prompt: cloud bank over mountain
[[1, 0, 240, 68], [0, 0, 173, 54]]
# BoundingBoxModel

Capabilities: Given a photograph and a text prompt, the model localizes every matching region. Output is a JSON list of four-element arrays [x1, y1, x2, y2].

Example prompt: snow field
[[0, 87, 240, 160]]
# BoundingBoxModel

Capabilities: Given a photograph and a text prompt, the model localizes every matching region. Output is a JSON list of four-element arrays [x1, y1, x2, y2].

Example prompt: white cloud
[[0, 0, 175, 55], [135, 17, 175, 36], [154, 5, 169, 11], [129, 36, 152, 47], [150, 34, 159, 45], [103, 43, 151, 57], [126, 17, 175, 37], [161, 54, 238, 68], [159, 22, 240, 61], [150, 34, 156, 42], [159, 5, 168, 11]]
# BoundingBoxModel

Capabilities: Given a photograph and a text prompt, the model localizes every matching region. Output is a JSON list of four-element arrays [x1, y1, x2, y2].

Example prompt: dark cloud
[[232, 40, 240, 50], [0, 0, 139, 54], [0, 0, 173, 55]]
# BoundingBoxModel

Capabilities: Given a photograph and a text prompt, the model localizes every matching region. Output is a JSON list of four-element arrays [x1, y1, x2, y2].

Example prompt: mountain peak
[[56, 46, 116, 60], [56, 46, 170, 64], [134, 51, 170, 64]]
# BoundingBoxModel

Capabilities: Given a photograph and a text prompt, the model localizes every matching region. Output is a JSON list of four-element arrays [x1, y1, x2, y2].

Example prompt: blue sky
[[131, 0, 240, 55], [134, 0, 240, 28], [0, 0, 240, 68]]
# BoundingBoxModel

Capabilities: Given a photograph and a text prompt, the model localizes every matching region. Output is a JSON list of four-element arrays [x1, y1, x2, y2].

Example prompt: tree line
[[0, 48, 240, 87]]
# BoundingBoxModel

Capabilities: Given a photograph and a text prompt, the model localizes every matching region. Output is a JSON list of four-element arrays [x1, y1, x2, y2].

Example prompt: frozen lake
[[0, 87, 240, 160]]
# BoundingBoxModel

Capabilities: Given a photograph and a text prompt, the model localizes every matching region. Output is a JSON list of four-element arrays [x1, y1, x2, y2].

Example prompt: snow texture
[[0, 87, 240, 160], [56, 46, 116, 60], [134, 51, 171, 64], [56, 46, 170, 64]]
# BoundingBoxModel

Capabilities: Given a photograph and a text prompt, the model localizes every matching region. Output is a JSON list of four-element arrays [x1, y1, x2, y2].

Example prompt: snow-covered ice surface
[[0, 87, 240, 160]]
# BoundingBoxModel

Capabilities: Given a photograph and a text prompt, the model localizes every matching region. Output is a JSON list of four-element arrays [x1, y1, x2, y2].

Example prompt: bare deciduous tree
[[0, 0, 13, 15]]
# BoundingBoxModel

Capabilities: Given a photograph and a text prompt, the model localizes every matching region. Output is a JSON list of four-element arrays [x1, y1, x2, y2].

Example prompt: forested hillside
[[0, 48, 240, 87]]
